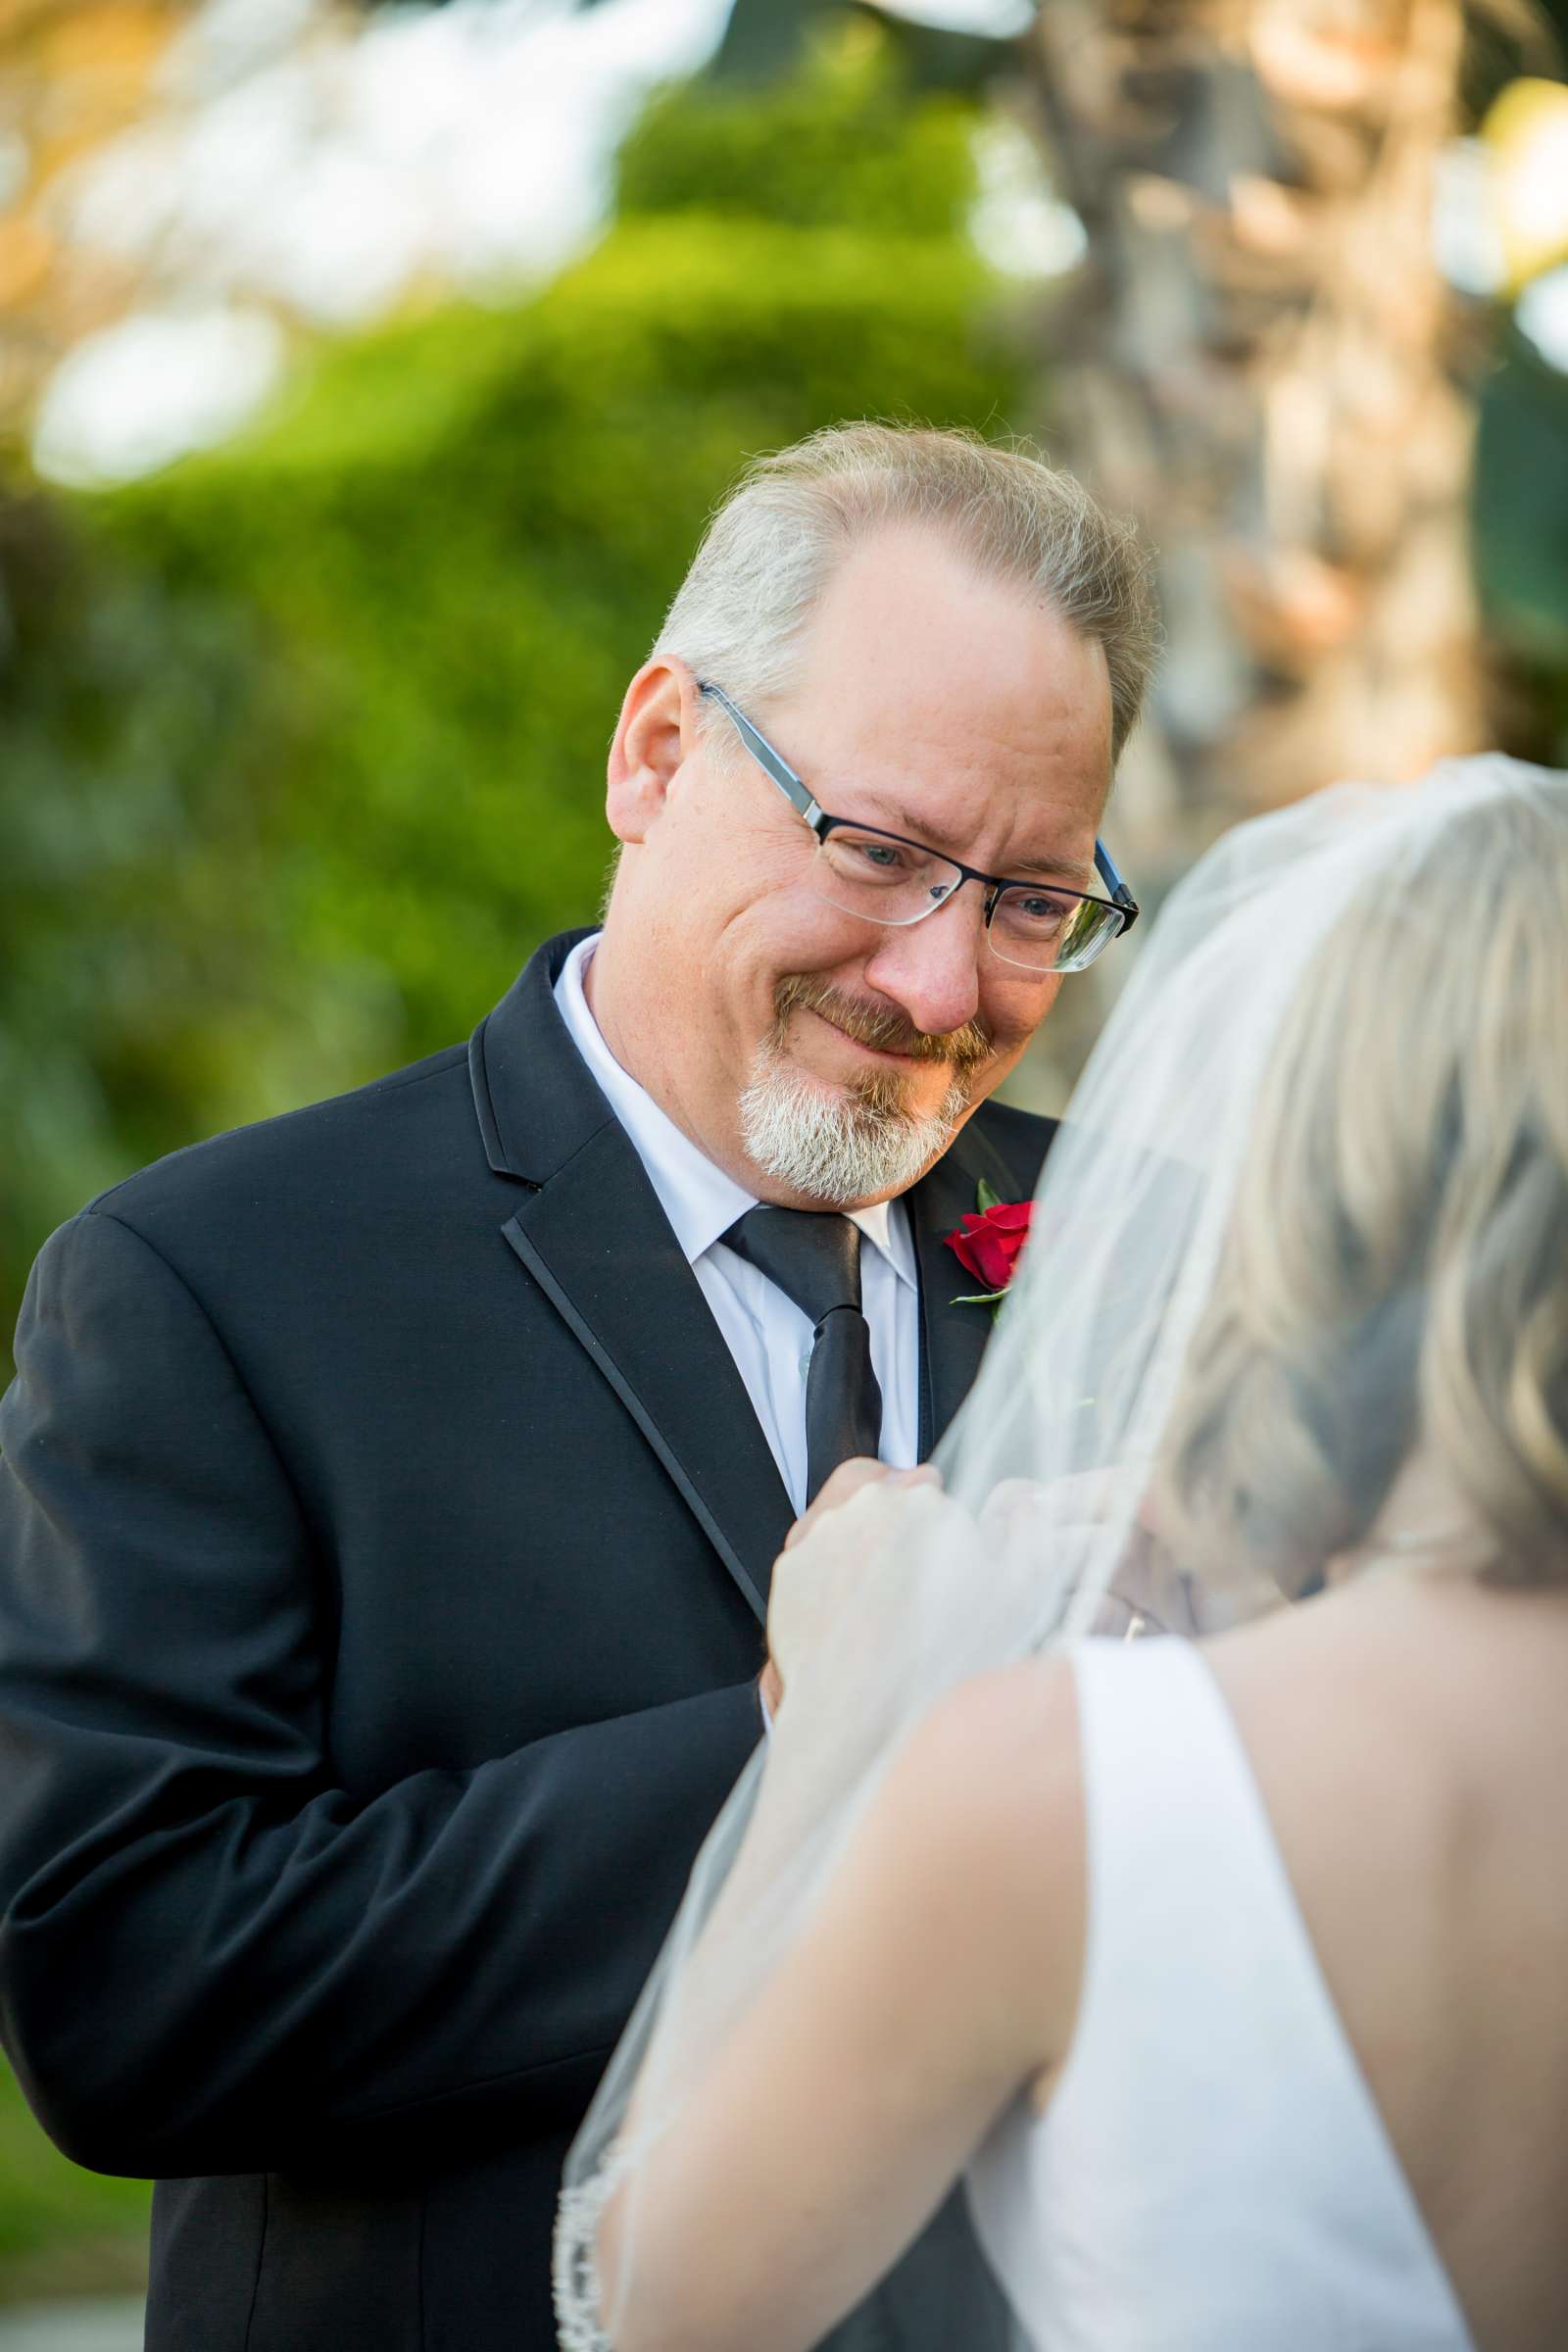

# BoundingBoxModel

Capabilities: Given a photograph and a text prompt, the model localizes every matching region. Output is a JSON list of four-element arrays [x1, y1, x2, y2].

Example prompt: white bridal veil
[[555, 753, 1568, 2350]]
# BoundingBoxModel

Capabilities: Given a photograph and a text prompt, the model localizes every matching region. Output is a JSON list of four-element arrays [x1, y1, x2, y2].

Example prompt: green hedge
[[0, 2062, 148, 2303], [1, 40, 1030, 1380]]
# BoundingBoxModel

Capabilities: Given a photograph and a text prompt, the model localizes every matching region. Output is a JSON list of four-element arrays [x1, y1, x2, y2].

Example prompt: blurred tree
[[1475, 319, 1568, 755], [0, 32, 1026, 1384], [677, 0, 1564, 874], [0, 2059, 148, 2302], [1023, 0, 1560, 877], [0, 0, 186, 429], [1470, 65, 1568, 759]]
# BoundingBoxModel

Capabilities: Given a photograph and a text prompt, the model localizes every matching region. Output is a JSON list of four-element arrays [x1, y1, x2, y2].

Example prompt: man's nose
[[859, 885, 986, 1041]]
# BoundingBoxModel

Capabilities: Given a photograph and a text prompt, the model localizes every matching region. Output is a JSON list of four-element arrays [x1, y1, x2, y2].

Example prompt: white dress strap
[[964, 1636, 1476, 2351]]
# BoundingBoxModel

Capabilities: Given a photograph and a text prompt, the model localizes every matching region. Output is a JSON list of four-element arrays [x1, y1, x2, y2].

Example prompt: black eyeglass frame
[[697, 679, 1139, 961]]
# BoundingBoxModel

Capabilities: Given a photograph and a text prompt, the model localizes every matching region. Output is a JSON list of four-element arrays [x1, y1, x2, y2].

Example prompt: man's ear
[[607, 660, 699, 846]]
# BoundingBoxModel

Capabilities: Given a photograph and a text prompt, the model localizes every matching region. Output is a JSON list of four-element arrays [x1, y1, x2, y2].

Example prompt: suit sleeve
[[0, 1207, 761, 2178]]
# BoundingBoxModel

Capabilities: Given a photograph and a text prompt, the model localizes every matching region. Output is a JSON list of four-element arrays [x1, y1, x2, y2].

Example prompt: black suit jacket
[[0, 931, 1054, 2352]]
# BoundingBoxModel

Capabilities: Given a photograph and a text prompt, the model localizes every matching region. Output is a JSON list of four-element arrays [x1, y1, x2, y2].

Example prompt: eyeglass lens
[[812, 829, 1119, 973]]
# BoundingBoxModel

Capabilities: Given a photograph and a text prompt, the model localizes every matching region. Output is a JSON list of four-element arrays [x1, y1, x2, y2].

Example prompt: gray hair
[[651, 421, 1159, 765]]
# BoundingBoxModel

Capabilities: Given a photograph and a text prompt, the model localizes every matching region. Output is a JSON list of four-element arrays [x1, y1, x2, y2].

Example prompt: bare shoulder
[[1200, 1570, 1568, 1840], [895, 1656, 1084, 1842], [870, 1658, 1087, 2076], [1199, 1569, 1567, 1754]]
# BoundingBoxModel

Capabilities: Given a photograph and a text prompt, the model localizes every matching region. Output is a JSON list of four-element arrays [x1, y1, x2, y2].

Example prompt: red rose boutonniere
[[944, 1179, 1035, 1311]]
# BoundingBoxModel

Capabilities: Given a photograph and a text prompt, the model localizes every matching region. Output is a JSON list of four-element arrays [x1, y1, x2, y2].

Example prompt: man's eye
[[828, 833, 918, 878], [1005, 892, 1071, 930]]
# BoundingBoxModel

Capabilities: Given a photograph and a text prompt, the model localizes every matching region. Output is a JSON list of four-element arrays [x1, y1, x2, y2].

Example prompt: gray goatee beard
[[738, 976, 988, 1206]]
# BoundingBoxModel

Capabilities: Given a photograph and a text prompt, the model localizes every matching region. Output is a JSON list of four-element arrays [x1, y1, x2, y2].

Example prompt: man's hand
[[785, 1458, 941, 1551], [756, 1453, 1200, 1732]]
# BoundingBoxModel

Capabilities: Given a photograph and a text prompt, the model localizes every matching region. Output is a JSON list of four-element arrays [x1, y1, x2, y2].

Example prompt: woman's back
[[1209, 1567, 1568, 2351], [968, 1572, 1568, 2352]]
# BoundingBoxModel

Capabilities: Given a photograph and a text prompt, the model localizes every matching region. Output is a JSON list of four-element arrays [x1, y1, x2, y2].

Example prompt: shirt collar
[[553, 935, 914, 1286]]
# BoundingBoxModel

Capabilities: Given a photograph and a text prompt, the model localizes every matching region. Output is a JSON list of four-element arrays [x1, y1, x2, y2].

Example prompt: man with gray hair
[[0, 423, 1155, 2351]]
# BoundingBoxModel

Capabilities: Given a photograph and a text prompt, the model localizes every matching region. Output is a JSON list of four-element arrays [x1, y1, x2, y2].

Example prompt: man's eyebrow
[[1002, 850, 1096, 887], [869, 800, 1092, 885]]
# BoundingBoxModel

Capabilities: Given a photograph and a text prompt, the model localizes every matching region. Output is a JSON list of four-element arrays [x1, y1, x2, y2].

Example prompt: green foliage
[[1, 491, 295, 1343], [1474, 331, 1568, 770], [1475, 332, 1568, 663], [0, 2061, 148, 2300], [703, 0, 1016, 94], [616, 27, 975, 231], [0, 51, 1029, 1389]]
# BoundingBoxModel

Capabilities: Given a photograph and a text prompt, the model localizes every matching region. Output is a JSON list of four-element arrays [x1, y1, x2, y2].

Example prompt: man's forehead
[[803, 570, 1110, 740], [809, 658, 1112, 804]]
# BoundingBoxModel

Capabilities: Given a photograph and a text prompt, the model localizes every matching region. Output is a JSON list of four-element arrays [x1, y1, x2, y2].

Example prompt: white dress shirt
[[553, 935, 919, 1515]]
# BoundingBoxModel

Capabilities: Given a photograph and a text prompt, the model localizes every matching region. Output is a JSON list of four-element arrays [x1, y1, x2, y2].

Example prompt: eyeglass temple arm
[[698, 680, 824, 828], [1095, 838, 1139, 932]]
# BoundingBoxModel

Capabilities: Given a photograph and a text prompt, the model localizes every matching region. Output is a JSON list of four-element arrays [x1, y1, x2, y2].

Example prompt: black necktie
[[724, 1206, 885, 1505]]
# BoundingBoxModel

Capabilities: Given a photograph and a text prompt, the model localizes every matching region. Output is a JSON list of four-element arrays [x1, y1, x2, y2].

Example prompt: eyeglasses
[[698, 680, 1139, 977]]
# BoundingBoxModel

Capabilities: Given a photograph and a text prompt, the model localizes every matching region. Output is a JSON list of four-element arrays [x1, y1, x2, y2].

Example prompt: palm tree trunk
[[1024, 0, 1488, 877]]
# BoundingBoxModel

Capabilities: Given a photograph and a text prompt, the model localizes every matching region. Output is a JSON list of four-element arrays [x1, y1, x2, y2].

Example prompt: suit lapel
[[470, 936, 1057, 1606], [907, 1114, 1044, 1456], [504, 1150, 792, 1625], [470, 937, 792, 1626]]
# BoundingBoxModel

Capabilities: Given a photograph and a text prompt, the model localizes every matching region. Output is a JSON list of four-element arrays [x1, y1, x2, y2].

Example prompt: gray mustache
[[774, 975, 992, 1070]]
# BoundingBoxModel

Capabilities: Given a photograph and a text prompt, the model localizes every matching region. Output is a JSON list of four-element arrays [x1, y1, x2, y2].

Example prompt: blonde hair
[[653, 421, 1158, 765], [1161, 779, 1568, 1592]]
